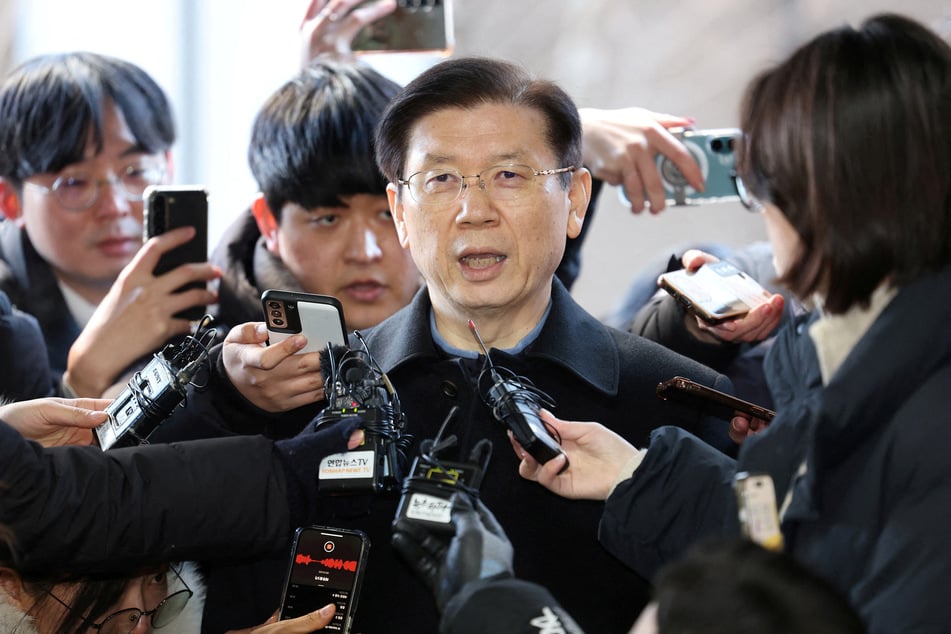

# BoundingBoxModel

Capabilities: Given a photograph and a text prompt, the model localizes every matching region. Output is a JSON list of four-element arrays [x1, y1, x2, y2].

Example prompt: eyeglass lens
[[51, 160, 164, 209], [408, 164, 550, 205]]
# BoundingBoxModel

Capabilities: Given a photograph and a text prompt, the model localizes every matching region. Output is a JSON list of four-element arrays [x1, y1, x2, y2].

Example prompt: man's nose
[[347, 226, 383, 261]]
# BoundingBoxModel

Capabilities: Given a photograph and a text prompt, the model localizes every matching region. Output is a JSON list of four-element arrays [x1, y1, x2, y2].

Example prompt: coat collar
[[360, 277, 620, 396]]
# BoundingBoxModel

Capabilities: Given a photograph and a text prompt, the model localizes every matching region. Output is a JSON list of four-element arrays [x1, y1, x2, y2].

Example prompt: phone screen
[[279, 527, 369, 631], [352, 0, 453, 54]]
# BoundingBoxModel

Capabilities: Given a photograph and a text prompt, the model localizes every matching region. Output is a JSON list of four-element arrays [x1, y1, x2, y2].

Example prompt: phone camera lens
[[268, 301, 281, 310], [270, 310, 282, 318], [272, 318, 285, 326], [711, 138, 724, 153]]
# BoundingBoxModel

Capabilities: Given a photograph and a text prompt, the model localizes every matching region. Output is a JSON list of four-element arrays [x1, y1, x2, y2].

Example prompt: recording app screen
[[282, 530, 363, 630]]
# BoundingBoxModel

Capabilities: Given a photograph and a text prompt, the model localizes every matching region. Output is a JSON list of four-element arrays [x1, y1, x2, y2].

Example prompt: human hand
[[224, 604, 336, 633], [299, 0, 397, 66], [392, 493, 514, 613], [677, 249, 785, 345], [579, 106, 701, 213], [222, 322, 326, 412], [0, 397, 110, 447], [63, 226, 219, 397], [511, 410, 641, 501], [728, 413, 770, 444]]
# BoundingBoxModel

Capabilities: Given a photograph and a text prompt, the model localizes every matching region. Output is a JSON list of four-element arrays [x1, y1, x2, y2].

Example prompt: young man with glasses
[[0, 52, 219, 399]]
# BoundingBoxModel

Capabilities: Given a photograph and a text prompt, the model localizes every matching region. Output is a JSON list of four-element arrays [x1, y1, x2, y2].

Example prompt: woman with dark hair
[[515, 13, 951, 633]]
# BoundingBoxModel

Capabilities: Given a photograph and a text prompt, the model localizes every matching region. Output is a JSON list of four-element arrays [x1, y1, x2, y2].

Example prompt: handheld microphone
[[95, 315, 217, 450], [394, 406, 493, 532], [468, 320, 568, 471], [314, 334, 411, 494]]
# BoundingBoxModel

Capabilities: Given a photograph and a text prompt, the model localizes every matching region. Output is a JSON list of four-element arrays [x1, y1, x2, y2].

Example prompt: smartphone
[[734, 472, 784, 551], [143, 185, 209, 321], [655, 127, 741, 205], [261, 290, 347, 355], [278, 525, 370, 632], [656, 376, 776, 422], [658, 260, 771, 324], [352, 0, 454, 54]]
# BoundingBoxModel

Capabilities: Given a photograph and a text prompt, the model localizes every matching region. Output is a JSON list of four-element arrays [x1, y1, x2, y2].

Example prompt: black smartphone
[[261, 290, 347, 355], [278, 525, 370, 632], [143, 185, 209, 321], [658, 260, 772, 325], [656, 376, 776, 422], [352, 0, 454, 54]]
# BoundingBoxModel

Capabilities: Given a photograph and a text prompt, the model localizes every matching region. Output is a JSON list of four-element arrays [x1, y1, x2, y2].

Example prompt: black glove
[[392, 492, 514, 612], [274, 417, 362, 523]]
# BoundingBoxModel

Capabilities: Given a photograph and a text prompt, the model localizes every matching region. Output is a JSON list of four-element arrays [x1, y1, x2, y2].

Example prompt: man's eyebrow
[[415, 151, 528, 168], [119, 143, 153, 158]]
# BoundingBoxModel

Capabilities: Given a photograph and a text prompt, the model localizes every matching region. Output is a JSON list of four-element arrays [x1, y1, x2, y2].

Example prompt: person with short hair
[[516, 13, 951, 633], [192, 55, 735, 633], [0, 52, 219, 399]]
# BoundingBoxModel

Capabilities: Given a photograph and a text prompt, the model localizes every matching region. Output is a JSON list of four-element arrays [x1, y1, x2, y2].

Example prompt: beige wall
[[0, 0, 16, 80], [449, 0, 950, 319]]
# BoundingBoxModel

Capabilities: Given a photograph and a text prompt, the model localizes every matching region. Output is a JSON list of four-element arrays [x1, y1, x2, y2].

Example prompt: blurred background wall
[[2, 0, 948, 319]]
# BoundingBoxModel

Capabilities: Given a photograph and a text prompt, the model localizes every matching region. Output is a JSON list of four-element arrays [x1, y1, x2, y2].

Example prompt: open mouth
[[460, 254, 505, 269]]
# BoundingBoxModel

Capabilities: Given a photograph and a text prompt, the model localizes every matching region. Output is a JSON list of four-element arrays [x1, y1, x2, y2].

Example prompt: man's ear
[[386, 183, 411, 248], [565, 167, 592, 239], [0, 567, 28, 609], [162, 150, 175, 183], [251, 195, 281, 254], [0, 180, 22, 223]]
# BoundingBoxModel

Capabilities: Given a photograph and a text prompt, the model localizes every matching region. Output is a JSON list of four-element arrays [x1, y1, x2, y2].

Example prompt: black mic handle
[[488, 379, 566, 466]]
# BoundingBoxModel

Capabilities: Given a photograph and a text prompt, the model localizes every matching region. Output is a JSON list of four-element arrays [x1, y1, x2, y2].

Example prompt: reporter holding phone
[[0, 397, 366, 633], [515, 14, 951, 633], [0, 52, 220, 400]]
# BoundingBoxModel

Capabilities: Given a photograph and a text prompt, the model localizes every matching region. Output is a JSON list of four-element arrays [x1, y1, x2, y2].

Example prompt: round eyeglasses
[[24, 159, 166, 211], [46, 565, 192, 633], [398, 163, 576, 208]]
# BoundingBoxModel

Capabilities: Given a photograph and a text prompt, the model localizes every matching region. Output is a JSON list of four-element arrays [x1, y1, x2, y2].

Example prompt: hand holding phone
[[262, 290, 347, 355], [278, 526, 370, 632], [143, 185, 209, 321], [658, 261, 772, 325]]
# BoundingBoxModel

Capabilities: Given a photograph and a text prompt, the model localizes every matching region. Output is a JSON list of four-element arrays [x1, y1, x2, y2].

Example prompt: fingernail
[[255, 323, 268, 335], [319, 603, 334, 616], [292, 335, 307, 349]]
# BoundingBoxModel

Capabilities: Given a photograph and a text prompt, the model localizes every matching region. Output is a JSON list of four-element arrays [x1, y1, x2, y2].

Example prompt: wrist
[[606, 448, 647, 498]]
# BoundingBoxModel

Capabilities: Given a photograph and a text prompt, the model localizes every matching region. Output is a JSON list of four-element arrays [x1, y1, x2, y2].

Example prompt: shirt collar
[[361, 278, 620, 396]]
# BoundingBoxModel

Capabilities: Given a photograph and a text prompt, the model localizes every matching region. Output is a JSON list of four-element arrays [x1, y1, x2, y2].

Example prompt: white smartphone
[[261, 290, 347, 354], [658, 261, 772, 325]]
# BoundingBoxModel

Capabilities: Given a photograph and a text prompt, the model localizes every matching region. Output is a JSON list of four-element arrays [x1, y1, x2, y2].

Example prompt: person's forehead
[[405, 103, 554, 165]]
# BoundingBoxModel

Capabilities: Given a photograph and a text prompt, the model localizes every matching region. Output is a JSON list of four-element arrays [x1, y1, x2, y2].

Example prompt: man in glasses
[[185, 56, 738, 633], [0, 52, 218, 398]]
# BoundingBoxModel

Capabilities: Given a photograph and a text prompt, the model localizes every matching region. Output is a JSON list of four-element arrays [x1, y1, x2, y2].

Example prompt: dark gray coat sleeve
[[598, 426, 739, 580], [0, 421, 292, 575]]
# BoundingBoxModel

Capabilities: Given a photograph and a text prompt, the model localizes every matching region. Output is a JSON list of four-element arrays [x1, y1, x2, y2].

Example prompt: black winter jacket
[[159, 279, 733, 633], [600, 265, 951, 633], [0, 221, 79, 381]]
